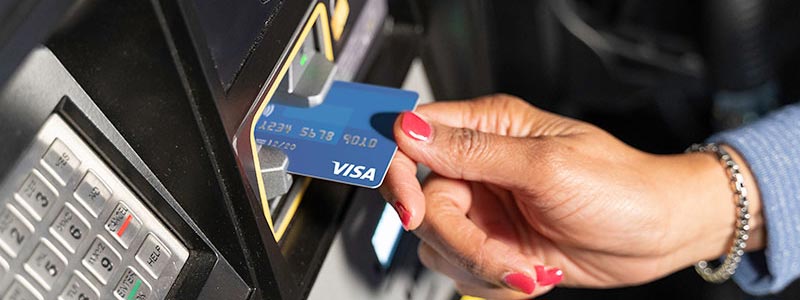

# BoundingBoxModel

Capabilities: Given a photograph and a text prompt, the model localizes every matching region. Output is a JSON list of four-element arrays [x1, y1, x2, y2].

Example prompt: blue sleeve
[[709, 103, 800, 295]]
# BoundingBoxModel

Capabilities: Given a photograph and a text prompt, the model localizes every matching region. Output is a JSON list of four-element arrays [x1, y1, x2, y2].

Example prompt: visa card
[[255, 81, 419, 188]]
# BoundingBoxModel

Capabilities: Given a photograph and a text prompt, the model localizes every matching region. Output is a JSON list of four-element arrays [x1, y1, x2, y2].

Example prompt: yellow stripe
[[460, 296, 485, 300], [273, 177, 312, 240], [248, 3, 334, 237], [331, 0, 350, 40]]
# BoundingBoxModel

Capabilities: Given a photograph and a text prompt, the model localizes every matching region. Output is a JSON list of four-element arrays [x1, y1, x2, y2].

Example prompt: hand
[[380, 94, 765, 299]]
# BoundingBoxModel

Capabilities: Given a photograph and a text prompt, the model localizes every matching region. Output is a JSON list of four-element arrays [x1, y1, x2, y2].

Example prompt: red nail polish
[[400, 111, 431, 141], [535, 265, 564, 286], [394, 202, 411, 230], [503, 272, 536, 294]]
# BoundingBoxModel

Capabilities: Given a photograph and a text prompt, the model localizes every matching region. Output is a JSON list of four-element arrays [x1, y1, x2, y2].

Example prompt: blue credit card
[[255, 81, 419, 188]]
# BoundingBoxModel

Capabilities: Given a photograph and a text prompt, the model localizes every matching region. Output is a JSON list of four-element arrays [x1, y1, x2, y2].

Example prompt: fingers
[[420, 238, 561, 299], [394, 110, 542, 190], [420, 242, 549, 299], [381, 95, 580, 231], [415, 175, 563, 296], [378, 151, 424, 230]]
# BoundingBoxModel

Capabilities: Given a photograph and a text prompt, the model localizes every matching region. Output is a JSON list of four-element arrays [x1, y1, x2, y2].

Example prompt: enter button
[[135, 234, 171, 278]]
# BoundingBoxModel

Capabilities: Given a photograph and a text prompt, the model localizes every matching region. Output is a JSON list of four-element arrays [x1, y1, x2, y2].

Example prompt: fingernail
[[503, 272, 536, 294], [400, 111, 431, 142], [394, 202, 411, 230], [535, 266, 564, 286]]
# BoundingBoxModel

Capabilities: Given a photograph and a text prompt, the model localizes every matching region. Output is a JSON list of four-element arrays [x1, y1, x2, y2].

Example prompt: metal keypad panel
[[0, 115, 188, 299]]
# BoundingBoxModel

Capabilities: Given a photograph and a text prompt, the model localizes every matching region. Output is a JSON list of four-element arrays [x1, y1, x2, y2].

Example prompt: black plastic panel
[[193, 0, 281, 90]]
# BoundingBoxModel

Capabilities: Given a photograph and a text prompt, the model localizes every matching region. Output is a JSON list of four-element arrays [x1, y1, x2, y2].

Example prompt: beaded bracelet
[[686, 143, 751, 283]]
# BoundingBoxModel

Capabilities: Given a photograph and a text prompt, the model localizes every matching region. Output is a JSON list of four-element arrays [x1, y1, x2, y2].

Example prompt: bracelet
[[685, 143, 751, 283]]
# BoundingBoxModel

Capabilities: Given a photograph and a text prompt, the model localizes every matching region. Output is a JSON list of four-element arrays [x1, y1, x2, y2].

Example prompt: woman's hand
[[380, 94, 765, 299]]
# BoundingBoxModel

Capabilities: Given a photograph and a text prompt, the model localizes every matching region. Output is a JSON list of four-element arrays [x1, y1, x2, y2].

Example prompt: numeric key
[[15, 170, 57, 221], [3, 278, 41, 300], [50, 206, 90, 253], [0, 205, 33, 257], [24, 240, 67, 291], [59, 272, 98, 300], [82, 237, 120, 284]]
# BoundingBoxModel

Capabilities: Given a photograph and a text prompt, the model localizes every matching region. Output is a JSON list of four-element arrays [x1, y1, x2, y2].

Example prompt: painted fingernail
[[394, 202, 411, 230], [535, 266, 564, 286], [503, 272, 536, 294], [400, 111, 431, 142]]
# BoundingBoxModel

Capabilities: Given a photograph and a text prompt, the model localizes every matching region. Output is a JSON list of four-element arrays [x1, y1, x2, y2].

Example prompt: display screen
[[371, 203, 404, 268]]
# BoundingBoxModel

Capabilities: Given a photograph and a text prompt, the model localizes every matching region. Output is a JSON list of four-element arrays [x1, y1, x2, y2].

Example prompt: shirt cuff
[[708, 104, 800, 295]]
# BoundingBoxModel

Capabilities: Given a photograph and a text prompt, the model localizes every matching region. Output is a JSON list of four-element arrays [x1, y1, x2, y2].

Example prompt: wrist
[[674, 146, 765, 267]]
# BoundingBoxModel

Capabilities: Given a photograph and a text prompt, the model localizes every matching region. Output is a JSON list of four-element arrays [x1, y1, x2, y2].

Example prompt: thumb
[[394, 111, 538, 190]]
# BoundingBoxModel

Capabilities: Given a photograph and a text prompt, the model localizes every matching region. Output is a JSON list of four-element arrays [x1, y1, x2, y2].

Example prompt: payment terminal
[[0, 0, 459, 299]]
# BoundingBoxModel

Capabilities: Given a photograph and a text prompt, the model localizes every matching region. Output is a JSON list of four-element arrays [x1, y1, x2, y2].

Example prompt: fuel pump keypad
[[0, 115, 188, 300]]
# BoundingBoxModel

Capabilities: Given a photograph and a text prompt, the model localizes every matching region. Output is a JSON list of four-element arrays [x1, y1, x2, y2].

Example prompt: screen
[[371, 203, 404, 268]]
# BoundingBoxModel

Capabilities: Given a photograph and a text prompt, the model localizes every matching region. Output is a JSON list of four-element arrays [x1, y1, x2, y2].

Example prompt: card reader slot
[[245, 2, 334, 240], [274, 14, 337, 108]]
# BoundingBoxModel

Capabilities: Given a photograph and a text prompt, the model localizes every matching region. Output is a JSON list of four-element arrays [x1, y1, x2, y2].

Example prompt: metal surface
[[0, 115, 188, 299], [0, 47, 248, 299]]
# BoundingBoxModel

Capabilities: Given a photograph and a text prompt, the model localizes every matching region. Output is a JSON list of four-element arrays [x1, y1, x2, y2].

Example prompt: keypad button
[[105, 203, 141, 249], [113, 268, 151, 300], [0, 205, 33, 257], [82, 237, 120, 284], [24, 241, 67, 290], [73, 171, 111, 217], [135, 234, 171, 278], [41, 139, 81, 185], [2, 279, 41, 300], [59, 272, 98, 300], [15, 171, 58, 221], [50, 206, 90, 253]]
